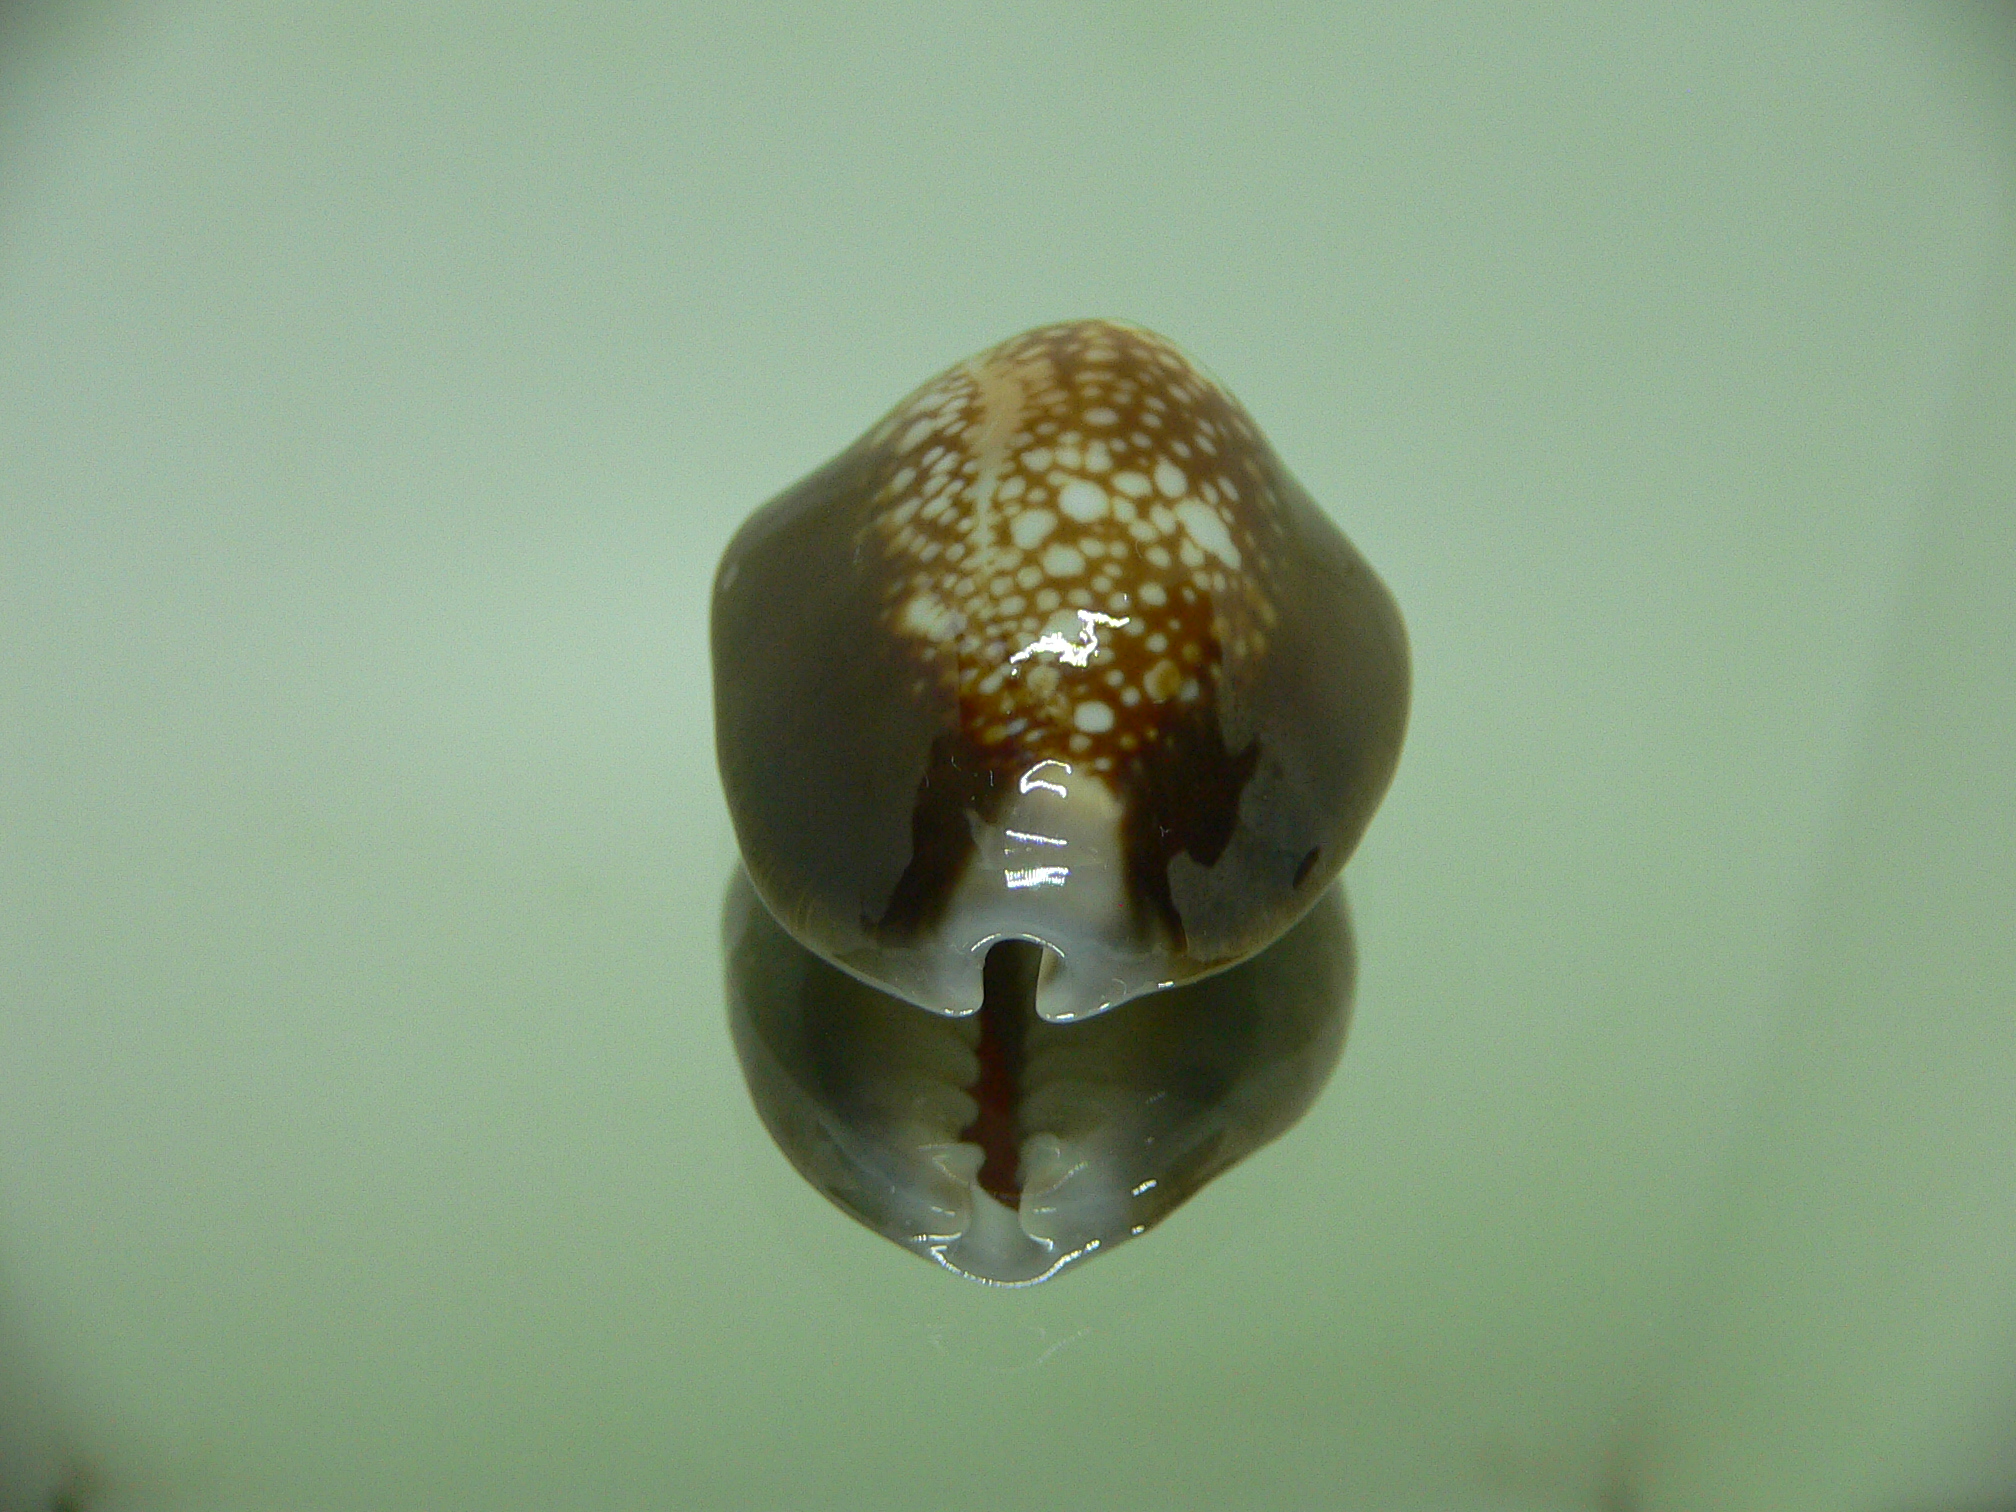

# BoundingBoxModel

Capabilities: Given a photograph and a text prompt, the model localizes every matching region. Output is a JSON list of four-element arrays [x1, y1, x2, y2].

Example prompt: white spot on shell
[[1041, 543, 1085, 578], [1058, 479, 1109, 523], [1038, 607, 1082, 638], [1154, 460, 1187, 497], [1175, 500, 1242, 568], [1073, 700, 1115, 733], [1144, 660, 1182, 701], [1010, 509, 1058, 550], [900, 594, 960, 642]]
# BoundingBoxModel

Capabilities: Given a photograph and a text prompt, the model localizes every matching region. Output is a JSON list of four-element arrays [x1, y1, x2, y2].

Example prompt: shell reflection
[[725, 869, 1354, 1285]]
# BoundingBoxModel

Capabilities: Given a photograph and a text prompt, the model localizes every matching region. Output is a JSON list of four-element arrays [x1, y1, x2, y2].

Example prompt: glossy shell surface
[[713, 320, 1408, 1025]]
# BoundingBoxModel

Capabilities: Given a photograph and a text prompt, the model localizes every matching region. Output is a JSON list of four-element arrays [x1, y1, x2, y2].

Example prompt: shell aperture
[[711, 320, 1406, 1281]]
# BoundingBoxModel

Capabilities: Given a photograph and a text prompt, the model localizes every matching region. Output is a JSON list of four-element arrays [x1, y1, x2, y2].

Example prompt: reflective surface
[[726, 869, 1353, 1284], [1, 4, 2012, 1510]]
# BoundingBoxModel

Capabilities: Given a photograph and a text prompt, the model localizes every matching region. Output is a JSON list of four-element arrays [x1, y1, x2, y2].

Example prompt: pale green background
[[1, 4, 2013, 1510]]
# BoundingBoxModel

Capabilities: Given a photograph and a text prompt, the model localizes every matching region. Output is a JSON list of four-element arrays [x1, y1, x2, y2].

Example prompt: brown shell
[[713, 320, 1407, 1016]]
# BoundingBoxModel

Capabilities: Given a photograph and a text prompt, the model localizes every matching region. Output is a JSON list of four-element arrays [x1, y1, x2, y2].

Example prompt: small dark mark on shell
[[1294, 846, 1323, 889]]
